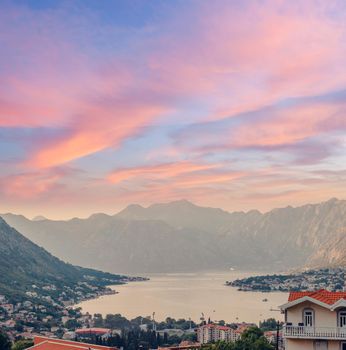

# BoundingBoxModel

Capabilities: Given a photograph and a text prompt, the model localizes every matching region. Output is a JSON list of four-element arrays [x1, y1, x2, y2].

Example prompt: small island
[[226, 267, 346, 292]]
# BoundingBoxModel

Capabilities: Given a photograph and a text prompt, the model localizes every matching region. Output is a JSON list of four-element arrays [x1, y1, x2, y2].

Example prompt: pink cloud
[[175, 95, 346, 157], [2, 0, 346, 167], [29, 102, 169, 168], [108, 161, 221, 184], [231, 103, 344, 148], [0, 169, 65, 199], [147, 0, 346, 124], [1, 1, 346, 217]]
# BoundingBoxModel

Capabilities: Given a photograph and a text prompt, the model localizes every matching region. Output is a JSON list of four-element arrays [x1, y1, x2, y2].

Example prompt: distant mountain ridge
[[2, 198, 346, 273], [32, 215, 48, 221]]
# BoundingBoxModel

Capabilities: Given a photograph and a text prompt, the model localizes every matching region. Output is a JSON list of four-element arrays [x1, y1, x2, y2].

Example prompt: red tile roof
[[32, 336, 118, 350], [75, 328, 111, 335], [200, 324, 231, 331], [288, 289, 346, 305]]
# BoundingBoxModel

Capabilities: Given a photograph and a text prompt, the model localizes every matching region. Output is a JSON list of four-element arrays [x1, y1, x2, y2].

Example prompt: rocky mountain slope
[[0, 217, 126, 302], [2, 198, 346, 273]]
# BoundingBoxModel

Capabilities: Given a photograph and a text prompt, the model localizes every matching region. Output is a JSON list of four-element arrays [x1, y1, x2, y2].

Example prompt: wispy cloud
[[0, 0, 346, 217]]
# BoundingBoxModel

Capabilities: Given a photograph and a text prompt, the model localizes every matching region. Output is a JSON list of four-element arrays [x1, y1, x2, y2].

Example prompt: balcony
[[284, 325, 346, 340]]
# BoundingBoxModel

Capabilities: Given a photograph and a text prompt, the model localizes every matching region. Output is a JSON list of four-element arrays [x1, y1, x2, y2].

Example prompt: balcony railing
[[284, 325, 346, 340]]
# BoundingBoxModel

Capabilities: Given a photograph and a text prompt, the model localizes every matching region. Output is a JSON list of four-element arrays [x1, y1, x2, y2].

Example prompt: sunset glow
[[1, 0, 346, 218]]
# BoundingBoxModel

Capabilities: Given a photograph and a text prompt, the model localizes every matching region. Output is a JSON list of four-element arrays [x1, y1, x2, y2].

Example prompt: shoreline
[[72, 276, 149, 307], [75, 271, 287, 323]]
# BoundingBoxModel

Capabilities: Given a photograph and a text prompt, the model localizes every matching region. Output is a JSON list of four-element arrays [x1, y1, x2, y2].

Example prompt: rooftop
[[75, 328, 111, 335], [288, 289, 346, 305], [29, 336, 118, 350]]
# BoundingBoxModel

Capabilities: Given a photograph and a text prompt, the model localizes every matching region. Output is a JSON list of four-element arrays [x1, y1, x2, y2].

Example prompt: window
[[303, 308, 314, 327], [314, 340, 327, 350], [339, 310, 346, 328]]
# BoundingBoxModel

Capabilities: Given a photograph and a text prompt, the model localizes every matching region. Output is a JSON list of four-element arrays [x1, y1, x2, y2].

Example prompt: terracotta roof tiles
[[288, 289, 346, 305]]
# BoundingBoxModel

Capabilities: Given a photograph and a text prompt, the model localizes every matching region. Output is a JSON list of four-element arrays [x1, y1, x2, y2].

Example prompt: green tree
[[181, 333, 197, 342], [163, 332, 168, 345], [105, 314, 130, 329], [214, 341, 234, 350], [14, 322, 24, 332], [167, 335, 181, 346], [11, 340, 34, 350], [232, 327, 274, 350], [259, 318, 279, 331], [65, 319, 81, 330], [0, 332, 11, 350], [241, 326, 264, 342]]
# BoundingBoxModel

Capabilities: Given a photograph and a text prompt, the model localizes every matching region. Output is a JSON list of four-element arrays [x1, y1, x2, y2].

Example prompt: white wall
[[287, 301, 337, 327], [286, 339, 343, 350]]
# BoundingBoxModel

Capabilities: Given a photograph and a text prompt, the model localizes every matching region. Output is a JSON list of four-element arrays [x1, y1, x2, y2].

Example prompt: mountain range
[[0, 217, 126, 302], [1, 198, 346, 274]]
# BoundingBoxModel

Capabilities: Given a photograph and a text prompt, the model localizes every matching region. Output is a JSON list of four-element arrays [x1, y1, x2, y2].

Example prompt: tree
[[65, 319, 81, 330], [163, 332, 168, 345], [167, 335, 181, 346], [106, 335, 122, 347], [214, 341, 234, 350], [0, 332, 11, 350], [181, 333, 197, 342], [259, 319, 280, 331], [93, 314, 104, 327], [105, 314, 130, 329], [156, 332, 162, 346], [241, 326, 264, 342], [14, 322, 24, 332], [232, 327, 274, 350], [11, 340, 34, 350]]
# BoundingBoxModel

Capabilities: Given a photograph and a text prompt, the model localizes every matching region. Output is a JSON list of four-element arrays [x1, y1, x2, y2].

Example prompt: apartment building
[[196, 324, 240, 344]]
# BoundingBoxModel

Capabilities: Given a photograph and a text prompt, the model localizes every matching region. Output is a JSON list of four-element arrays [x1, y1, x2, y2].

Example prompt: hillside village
[[1, 289, 272, 344], [227, 268, 346, 292], [0, 280, 138, 340]]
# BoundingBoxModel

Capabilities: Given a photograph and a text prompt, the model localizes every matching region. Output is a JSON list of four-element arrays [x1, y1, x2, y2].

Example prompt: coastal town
[[1, 0, 346, 350], [3, 267, 346, 349], [227, 268, 346, 292], [0, 289, 269, 342], [0, 276, 147, 342], [0, 286, 282, 349]]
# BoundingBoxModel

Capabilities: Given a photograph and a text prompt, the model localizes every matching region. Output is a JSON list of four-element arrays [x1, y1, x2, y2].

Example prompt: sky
[[1, 0, 346, 219]]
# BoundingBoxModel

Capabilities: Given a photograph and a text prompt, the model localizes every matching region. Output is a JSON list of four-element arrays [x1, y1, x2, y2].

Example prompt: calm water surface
[[77, 271, 287, 324]]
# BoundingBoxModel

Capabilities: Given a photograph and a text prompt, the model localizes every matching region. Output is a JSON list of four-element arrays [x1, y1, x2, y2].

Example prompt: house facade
[[280, 289, 346, 350]]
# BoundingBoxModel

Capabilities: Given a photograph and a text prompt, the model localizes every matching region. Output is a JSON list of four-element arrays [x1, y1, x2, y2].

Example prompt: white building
[[196, 324, 240, 344], [280, 289, 346, 350]]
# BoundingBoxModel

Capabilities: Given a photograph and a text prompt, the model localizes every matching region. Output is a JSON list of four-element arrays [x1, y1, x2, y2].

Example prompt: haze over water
[[78, 271, 287, 324]]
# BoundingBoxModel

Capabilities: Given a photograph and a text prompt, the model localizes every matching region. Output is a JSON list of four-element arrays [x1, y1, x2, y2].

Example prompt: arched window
[[338, 309, 346, 328], [303, 308, 314, 327]]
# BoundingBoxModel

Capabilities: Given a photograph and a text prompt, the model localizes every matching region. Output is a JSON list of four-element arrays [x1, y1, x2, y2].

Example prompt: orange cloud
[[0, 171, 64, 199], [29, 102, 169, 168], [108, 161, 219, 184], [1, 0, 346, 218]]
